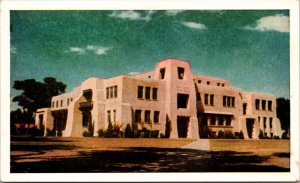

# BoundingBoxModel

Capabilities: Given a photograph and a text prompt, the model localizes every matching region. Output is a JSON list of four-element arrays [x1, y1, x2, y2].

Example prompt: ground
[[10, 137, 290, 173]]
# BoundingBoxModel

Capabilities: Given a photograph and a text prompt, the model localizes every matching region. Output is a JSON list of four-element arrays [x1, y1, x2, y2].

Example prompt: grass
[[10, 136, 290, 173]]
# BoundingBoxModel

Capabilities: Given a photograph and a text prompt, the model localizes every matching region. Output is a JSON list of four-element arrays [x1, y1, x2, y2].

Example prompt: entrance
[[246, 119, 255, 139], [177, 116, 189, 138]]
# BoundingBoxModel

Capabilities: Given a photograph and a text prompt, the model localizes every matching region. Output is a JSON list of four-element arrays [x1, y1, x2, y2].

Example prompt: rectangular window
[[70, 98, 73, 102], [258, 116, 261, 126], [196, 93, 201, 101], [198, 80, 201, 84], [263, 117, 267, 129], [154, 111, 159, 123], [217, 83, 220, 86], [160, 68, 165, 79], [61, 100, 63, 107], [52, 102, 55, 108], [177, 93, 189, 108], [218, 116, 224, 126], [114, 86, 117, 98], [227, 97, 231, 107], [262, 100, 266, 110], [232, 97, 235, 107], [204, 94, 209, 105], [107, 110, 111, 123], [67, 99, 69, 106], [178, 67, 185, 79], [56, 101, 59, 108], [226, 116, 231, 126], [82, 112, 90, 127], [152, 88, 157, 100], [255, 99, 260, 110], [113, 110, 116, 122], [210, 94, 214, 106], [222, 83, 225, 87], [210, 116, 216, 125], [207, 81, 210, 85], [135, 110, 142, 123], [145, 87, 151, 100], [268, 100, 272, 111], [138, 86, 143, 99], [223, 96, 226, 107], [106, 88, 109, 99], [145, 110, 151, 123], [270, 117, 273, 129], [110, 86, 114, 99]]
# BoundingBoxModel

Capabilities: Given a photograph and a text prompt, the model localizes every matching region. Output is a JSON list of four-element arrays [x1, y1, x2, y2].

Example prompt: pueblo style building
[[35, 58, 283, 139]]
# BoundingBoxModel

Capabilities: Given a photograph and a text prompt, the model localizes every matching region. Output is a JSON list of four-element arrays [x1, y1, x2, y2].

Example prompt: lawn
[[10, 136, 290, 173]]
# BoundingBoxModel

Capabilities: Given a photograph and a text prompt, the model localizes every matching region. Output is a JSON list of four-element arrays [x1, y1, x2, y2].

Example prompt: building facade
[[35, 58, 283, 139]]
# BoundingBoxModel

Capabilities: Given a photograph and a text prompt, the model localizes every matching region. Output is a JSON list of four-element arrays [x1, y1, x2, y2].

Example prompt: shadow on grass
[[11, 147, 290, 173]]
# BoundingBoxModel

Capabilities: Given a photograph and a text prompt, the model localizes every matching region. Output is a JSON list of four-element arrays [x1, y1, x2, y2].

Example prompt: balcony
[[79, 101, 93, 111]]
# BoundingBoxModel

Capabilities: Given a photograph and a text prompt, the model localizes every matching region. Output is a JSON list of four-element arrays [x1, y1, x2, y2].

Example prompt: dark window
[[204, 94, 209, 105], [198, 80, 201, 84], [145, 87, 151, 99], [106, 88, 109, 99], [67, 99, 69, 106], [135, 110, 141, 123], [154, 111, 159, 123], [110, 87, 113, 98], [227, 97, 230, 107], [217, 83, 220, 86], [262, 100, 266, 110], [56, 101, 59, 108], [222, 83, 225, 87], [268, 100, 272, 111], [160, 68, 165, 79], [270, 117, 273, 129], [148, 75, 151, 78], [223, 96, 226, 106], [52, 102, 55, 108], [232, 97, 235, 107], [196, 93, 201, 101], [138, 86, 143, 99], [145, 110, 151, 123], [263, 117, 267, 129], [255, 99, 260, 110], [258, 116, 261, 125], [70, 98, 73, 102], [210, 116, 216, 125], [177, 93, 189, 108], [107, 110, 111, 123], [207, 81, 210, 85], [61, 100, 63, 107], [83, 89, 93, 101], [218, 116, 224, 126], [114, 86, 117, 98], [243, 103, 247, 115], [82, 111, 91, 127], [178, 67, 185, 79], [113, 110, 116, 122], [152, 88, 157, 100], [210, 94, 214, 106], [226, 116, 231, 126]]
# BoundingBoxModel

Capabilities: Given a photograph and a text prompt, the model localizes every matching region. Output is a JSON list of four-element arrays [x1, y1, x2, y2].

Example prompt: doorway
[[246, 119, 255, 139], [177, 116, 189, 138]]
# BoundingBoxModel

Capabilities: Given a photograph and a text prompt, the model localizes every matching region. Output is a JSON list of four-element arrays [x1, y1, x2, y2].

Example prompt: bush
[[217, 130, 225, 139], [141, 128, 150, 138], [151, 130, 159, 138], [47, 129, 56, 136], [235, 131, 244, 139], [83, 130, 93, 137], [282, 130, 290, 139], [97, 122, 121, 138], [273, 135, 280, 139], [224, 131, 235, 139], [159, 133, 165, 138], [239, 131, 244, 139], [259, 130, 265, 139], [124, 124, 133, 138]]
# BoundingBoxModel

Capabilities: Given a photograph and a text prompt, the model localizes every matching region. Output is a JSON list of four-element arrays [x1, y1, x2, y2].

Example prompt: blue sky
[[10, 10, 290, 110]]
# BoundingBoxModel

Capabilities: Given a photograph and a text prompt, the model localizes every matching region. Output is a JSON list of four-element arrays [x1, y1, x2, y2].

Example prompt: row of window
[[106, 86, 118, 99], [258, 116, 273, 129], [198, 93, 236, 108], [134, 110, 160, 123], [159, 67, 185, 80], [204, 94, 214, 106], [223, 96, 235, 108], [204, 115, 231, 126], [107, 109, 117, 123], [52, 98, 73, 108], [138, 86, 158, 100], [255, 99, 272, 111], [195, 79, 225, 87]]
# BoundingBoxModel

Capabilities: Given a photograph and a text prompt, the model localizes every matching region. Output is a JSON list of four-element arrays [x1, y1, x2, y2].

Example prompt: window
[[262, 100, 266, 110], [219, 116, 224, 126], [178, 67, 185, 79], [225, 116, 231, 126], [56, 101, 59, 108], [70, 98, 73, 102], [160, 68, 165, 79], [113, 110, 116, 122], [223, 96, 226, 107], [60, 100, 63, 107], [204, 94, 209, 105], [223, 96, 235, 107], [210, 94, 214, 106], [152, 88, 157, 100], [232, 97, 235, 107], [263, 117, 267, 129], [222, 83, 225, 87], [52, 102, 55, 108], [198, 80, 201, 84], [82, 111, 90, 127], [207, 81, 210, 85], [145, 87, 151, 100], [114, 86, 117, 98], [154, 111, 159, 123], [258, 116, 261, 125], [107, 110, 111, 123], [138, 86, 143, 99], [243, 103, 247, 115], [177, 93, 189, 108], [255, 99, 260, 110], [67, 99, 69, 106], [110, 86, 113, 99], [196, 93, 201, 101], [217, 83, 220, 86], [268, 100, 272, 111], [227, 97, 231, 107], [210, 116, 216, 125], [145, 110, 151, 123], [148, 75, 151, 78], [270, 117, 273, 129], [106, 88, 109, 99], [135, 110, 142, 123]]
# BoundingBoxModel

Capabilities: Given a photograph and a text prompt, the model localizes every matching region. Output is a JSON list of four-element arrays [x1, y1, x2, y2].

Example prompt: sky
[[10, 10, 290, 110]]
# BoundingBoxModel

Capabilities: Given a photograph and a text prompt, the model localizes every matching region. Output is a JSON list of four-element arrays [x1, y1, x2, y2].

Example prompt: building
[[35, 58, 283, 139]]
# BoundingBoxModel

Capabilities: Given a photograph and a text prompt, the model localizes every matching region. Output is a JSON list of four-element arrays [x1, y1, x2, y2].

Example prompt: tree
[[276, 98, 290, 131], [11, 77, 66, 134]]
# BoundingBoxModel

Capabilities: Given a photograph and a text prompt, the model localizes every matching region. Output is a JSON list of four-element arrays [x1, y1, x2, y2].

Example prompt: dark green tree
[[276, 98, 290, 131]]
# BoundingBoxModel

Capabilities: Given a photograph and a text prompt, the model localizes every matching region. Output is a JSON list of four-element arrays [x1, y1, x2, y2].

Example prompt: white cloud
[[243, 14, 289, 33], [109, 10, 155, 21], [10, 46, 17, 54], [165, 10, 184, 16], [128, 72, 140, 75], [182, 21, 207, 30], [67, 45, 111, 56]]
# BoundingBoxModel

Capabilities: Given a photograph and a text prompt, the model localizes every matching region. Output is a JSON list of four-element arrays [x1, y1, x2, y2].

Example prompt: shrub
[[124, 124, 133, 138], [239, 131, 244, 139], [97, 122, 121, 138], [273, 135, 280, 139], [159, 133, 165, 138], [47, 129, 56, 136], [151, 130, 159, 138], [282, 130, 289, 139], [224, 131, 235, 139], [97, 129, 105, 137], [259, 130, 265, 139], [83, 130, 93, 137], [217, 130, 225, 139], [141, 128, 150, 138]]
